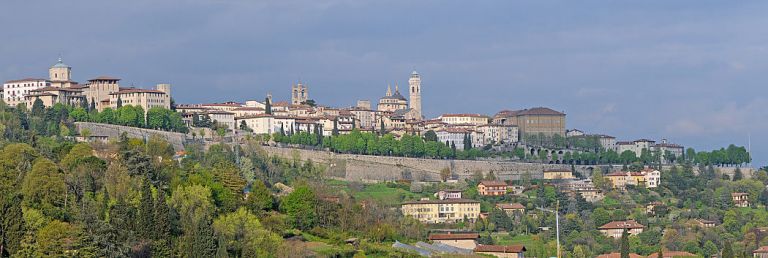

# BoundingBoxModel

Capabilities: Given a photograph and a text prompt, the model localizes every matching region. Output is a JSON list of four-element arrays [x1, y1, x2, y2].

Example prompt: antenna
[[748, 133, 752, 167]]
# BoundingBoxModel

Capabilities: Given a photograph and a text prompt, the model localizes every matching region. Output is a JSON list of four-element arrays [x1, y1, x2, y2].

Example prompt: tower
[[49, 57, 71, 84], [291, 82, 308, 105], [408, 70, 422, 119]]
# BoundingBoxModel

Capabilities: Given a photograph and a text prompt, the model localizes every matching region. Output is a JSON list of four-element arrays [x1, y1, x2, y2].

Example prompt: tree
[[332, 118, 339, 136], [138, 179, 154, 240], [264, 97, 272, 115], [0, 194, 24, 256], [30, 98, 44, 116], [733, 167, 743, 181], [116, 96, 123, 108], [722, 241, 733, 258], [35, 220, 93, 257], [245, 181, 273, 213], [620, 229, 629, 258], [212, 207, 282, 257], [171, 185, 216, 257], [280, 185, 317, 230], [22, 158, 66, 219], [239, 120, 250, 131], [702, 240, 718, 258], [424, 130, 438, 142], [439, 167, 451, 182]]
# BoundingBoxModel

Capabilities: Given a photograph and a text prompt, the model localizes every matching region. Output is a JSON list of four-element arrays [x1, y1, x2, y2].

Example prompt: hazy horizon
[[1, 1, 766, 166]]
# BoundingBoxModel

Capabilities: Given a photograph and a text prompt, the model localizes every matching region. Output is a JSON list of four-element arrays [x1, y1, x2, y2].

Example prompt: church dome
[[52, 58, 70, 68]]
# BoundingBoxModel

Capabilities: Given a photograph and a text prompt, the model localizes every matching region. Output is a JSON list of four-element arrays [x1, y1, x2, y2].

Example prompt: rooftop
[[474, 244, 526, 253], [4, 78, 49, 84], [402, 198, 480, 205], [428, 233, 479, 240], [598, 220, 645, 230], [88, 76, 121, 81], [479, 180, 508, 187]]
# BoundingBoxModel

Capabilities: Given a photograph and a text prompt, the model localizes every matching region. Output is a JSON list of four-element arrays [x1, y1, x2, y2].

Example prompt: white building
[[597, 135, 617, 151], [436, 127, 477, 150], [617, 139, 656, 157], [3, 78, 51, 106], [439, 113, 489, 126], [477, 124, 519, 146], [207, 110, 236, 130], [566, 129, 585, 137]]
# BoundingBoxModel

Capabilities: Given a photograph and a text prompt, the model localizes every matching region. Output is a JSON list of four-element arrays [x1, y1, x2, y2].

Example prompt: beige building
[[598, 220, 645, 238], [84, 76, 121, 111], [108, 84, 171, 111], [474, 245, 526, 258], [733, 192, 749, 207], [428, 233, 479, 250], [543, 169, 575, 180], [605, 169, 660, 189], [236, 114, 274, 134], [48, 58, 77, 88], [496, 203, 525, 216], [378, 84, 409, 112], [401, 198, 481, 224], [493, 107, 566, 140], [439, 113, 489, 126], [25, 87, 84, 108], [478, 181, 508, 196]]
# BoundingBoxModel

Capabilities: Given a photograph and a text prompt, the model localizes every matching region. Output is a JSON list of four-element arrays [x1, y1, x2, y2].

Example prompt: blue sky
[[1, 1, 766, 166]]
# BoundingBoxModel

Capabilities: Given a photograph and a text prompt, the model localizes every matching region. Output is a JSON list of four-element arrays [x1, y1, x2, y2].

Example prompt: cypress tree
[[379, 119, 385, 135], [1, 193, 25, 256], [264, 97, 272, 115], [90, 97, 96, 111], [332, 118, 339, 136], [153, 193, 171, 240], [81, 97, 89, 110], [138, 178, 154, 240], [722, 241, 734, 258], [116, 96, 123, 108], [620, 229, 629, 258]]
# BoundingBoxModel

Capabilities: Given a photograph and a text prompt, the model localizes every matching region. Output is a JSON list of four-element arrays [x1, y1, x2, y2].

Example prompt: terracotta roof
[[201, 103, 242, 107], [755, 246, 768, 254], [31, 86, 82, 92], [647, 251, 697, 257], [496, 203, 525, 210], [88, 76, 120, 81], [236, 114, 273, 119], [439, 127, 472, 134], [441, 113, 488, 118], [474, 244, 526, 253], [232, 107, 265, 111], [633, 139, 655, 143], [109, 88, 165, 95], [598, 220, 644, 230], [479, 181, 508, 187], [402, 198, 480, 205], [516, 107, 565, 116], [4, 78, 49, 83], [26, 92, 57, 97], [596, 253, 643, 258], [428, 233, 479, 240], [494, 110, 521, 118], [544, 168, 572, 173], [732, 192, 749, 197]]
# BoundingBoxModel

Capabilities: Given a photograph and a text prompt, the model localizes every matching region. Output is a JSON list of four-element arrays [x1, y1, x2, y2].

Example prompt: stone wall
[[74, 122, 188, 150], [259, 146, 597, 182]]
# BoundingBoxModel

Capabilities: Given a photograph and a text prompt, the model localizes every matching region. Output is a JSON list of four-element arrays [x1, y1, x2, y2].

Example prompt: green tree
[[212, 207, 282, 257], [138, 178, 154, 240], [424, 130, 438, 142], [0, 193, 24, 256], [22, 158, 66, 219], [702, 240, 718, 258], [281, 185, 317, 230], [591, 208, 610, 227], [172, 185, 216, 257], [722, 241, 733, 258], [245, 181, 274, 213], [264, 97, 272, 115]]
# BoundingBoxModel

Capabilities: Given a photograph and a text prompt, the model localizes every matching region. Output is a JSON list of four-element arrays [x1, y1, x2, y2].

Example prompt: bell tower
[[408, 70, 422, 119], [49, 57, 71, 85]]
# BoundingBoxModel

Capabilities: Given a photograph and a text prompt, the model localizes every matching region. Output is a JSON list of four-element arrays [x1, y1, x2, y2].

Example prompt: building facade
[[401, 199, 481, 224], [598, 220, 645, 238], [108, 85, 171, 112], [291, 82, 308, 105], [408, 70, 422, 119], [3, 78, 51, 106], [478, 181, 509, 196]]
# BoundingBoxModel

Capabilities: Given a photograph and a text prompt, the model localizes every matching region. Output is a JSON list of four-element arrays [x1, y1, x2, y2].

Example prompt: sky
[[1, 1, 767, 166]]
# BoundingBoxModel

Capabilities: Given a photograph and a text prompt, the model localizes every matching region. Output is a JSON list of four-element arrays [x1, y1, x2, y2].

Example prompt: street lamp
[[537, 200, 560, 258]]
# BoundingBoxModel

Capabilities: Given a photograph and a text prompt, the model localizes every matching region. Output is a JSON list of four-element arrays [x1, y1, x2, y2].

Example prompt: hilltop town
[[0, 59, 761, 257]]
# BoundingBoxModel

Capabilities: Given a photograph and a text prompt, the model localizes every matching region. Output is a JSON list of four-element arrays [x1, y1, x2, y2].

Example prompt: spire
[[386, 84, 392, 96], [395, 83, 399, 92]]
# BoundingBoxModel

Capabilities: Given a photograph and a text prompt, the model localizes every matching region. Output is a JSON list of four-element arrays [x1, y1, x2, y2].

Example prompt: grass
[[352, 183, 426, 206]]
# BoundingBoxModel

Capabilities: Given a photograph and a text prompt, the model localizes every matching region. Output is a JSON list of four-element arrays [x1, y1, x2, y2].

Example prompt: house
[[508, 185, 525, 195], [496, 203, 525, 216], [543, 168, 575, 180], [694, 219, 716, 228], [401, 198, 481, 224], [473, 244, 526, 258], [733, 192, 750, 207], [646, 201, 663, 215], [605, 168, 660, 189], [428, 232, 479, 250], [755, 246, 768, 258], [558, 179, 603, 202], [598, 220, 645, 238], [478, 181, 509, 196], [595, 253, 643, 258], [436, 190, 463, 200], [647, 251, 697, 258]]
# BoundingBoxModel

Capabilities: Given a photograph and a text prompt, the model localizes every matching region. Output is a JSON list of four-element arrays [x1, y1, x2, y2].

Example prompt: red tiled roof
[[516, 107, 565, 116], [598, 220, 645, 230], [232, 107, 265, 111], [236, 114, 273, 119], [474, 244, 526, 253], [479, 181, 508, 187], [109, 88, 165, 95], [87, 76, 120, 81], [544, 168, 572, 173], [755, 246, 768, 254], [402, 198, 480, 205], [595, 253, 643, 258], [428, 233, 479, 240], [647, 251, 697, 257], [4, 78, 49, 83], [732, 192, 749, 197], [201, 103, 242, 107], [31, 86, 82, 92], [441, 113, 487, 118]]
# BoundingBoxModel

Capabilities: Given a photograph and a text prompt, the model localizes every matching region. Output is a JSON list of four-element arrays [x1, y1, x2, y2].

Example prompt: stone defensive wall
[[74, 122, 188, 150], [260, 145, 586, 182]]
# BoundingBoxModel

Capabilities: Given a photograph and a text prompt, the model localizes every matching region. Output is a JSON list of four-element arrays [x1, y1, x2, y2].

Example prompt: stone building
[[493, 107, 566, 141], [378, 84, 408, 112], [108, 84, 171, 112], [408, 70, 422, 119], [291, 82, 308, 105]]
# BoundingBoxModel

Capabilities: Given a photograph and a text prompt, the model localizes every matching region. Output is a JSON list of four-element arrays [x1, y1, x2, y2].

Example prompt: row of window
[[4, 82, 49, 88]]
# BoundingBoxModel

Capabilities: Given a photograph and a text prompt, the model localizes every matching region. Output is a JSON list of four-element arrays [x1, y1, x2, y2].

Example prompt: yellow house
[[401, 198, 481, 224], [543, 169, 575, 180]]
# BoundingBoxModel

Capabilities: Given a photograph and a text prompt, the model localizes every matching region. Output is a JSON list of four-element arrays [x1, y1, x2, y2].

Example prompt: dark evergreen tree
[[379, 119, 385, 135], [138, 178, 154, 240], [81, 97, 89, 110], [332, 118, 339, 136], [722, 241, 734, 258], [0, 193, 24, 256], [620, 228, 630, 258], [733, 168, 743, 181], [90, 97, 96, 111], [31, 98, 45, 116], [264, 97, 272, 115], [116, 96, 123, 108]]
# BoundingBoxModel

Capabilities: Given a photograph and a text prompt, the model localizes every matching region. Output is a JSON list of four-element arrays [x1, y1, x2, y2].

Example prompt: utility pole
[[537, 201, 561, 258]]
